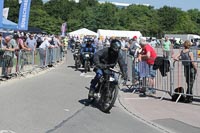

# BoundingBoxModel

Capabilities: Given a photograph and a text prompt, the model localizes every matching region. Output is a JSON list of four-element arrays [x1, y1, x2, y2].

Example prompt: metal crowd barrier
[[17, 50, 35, 74], [121, 50, 128, 64], [172, 60, 200, 102], [125, 50, 200, 103], [0, 47, 64, 79], [126, 54, 172, 97]]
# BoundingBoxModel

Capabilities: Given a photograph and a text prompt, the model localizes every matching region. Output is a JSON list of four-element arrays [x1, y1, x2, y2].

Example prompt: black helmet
[[110, 39, 121, 53], [87, 38, 92, 43]]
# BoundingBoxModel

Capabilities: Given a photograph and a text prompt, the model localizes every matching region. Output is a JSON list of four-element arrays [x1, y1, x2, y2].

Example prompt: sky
[[103, 0, 200, 11]]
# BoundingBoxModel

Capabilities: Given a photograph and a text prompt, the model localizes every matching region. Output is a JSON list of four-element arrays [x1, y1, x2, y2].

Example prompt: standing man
[[129, 36, 141, 57], [162, 36, 172, 59], [26, 34, 37, 64], [1, 35, 19, 78], [138, 38, 157, 95], [26, 34, 37, 51], [39, 36, 53, 67]]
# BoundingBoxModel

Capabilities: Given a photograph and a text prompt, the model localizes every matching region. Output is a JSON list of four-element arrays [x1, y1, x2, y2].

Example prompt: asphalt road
[[0, 52, 164, 133]]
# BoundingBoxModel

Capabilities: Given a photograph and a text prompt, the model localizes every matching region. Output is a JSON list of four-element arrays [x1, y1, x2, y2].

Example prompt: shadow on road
[[67, 65, 88, 73]]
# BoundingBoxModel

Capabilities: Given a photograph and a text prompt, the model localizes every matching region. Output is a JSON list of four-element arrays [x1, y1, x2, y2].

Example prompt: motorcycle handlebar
[[108, 68, 122, 75]]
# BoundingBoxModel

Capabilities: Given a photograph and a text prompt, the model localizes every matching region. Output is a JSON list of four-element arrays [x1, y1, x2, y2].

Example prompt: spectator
[[39, 36, 53, 67], [97, 38, 103, 51], [162, 36, 172, 59], [129, 36, 141, 57], [174, 40, 198, 103], [15, 34, 31, 71], [138, 38, 157, 95], [63, 36, 68, 51], [0, 33, 4, 75], [0, 33, 3, 54], [120, 38, 127, 50], [54, 35, 63, 61], [36, 34, 43, 48], [1, 35, 19, 78], [150, 38, 157, 48], [26, 34, 37, 51]]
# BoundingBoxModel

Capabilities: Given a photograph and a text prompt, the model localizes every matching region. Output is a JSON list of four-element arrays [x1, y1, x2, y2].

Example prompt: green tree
[[121, 5, 159, 37], [4, 0, 20, 23], [94, 3, 119, 30], [157, 6, 180, 32], [187, 9, 200, 34], [174, 12, 196, 33], [31, 0, 43, 6]]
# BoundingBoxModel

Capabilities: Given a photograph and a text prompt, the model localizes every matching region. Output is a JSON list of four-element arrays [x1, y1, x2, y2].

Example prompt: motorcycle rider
[[80, 39, 96, 67], [74, 40, 81, 50], [73, 40, 81, 66], [88, 39, 127, 97]]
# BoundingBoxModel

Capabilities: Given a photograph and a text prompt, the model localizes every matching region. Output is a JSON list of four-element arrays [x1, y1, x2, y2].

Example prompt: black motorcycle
[[83, 52, 93, 73], [88, 67, 121, 113], [73, 49, 81, 70]]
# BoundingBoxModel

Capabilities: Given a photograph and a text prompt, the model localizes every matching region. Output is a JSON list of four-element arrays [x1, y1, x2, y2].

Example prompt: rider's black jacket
[[93, 47, 127, 77]]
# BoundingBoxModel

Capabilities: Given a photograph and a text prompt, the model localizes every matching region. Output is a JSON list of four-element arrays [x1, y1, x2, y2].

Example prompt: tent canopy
[[2, 17, 18, 30], [69, 28, 97, 36], [97, 29, 142, 39]]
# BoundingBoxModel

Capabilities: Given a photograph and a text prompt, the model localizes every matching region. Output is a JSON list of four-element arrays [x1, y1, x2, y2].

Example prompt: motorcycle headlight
[[85, 54, 90, 57], [109, 77, 115, 81]]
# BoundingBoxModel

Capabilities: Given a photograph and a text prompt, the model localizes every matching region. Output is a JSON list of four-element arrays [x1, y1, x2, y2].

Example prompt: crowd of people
[[0, 32, 65, 78], [1, 31, 199, 103]]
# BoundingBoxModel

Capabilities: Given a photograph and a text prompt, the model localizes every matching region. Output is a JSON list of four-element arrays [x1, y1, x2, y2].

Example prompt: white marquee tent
[[69, 28, 98, 36], [97, 29, 142, 39]]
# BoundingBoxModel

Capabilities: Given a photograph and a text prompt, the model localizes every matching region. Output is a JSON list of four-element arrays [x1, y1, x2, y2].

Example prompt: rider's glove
[[99, 64, 107, 69], [122, 73, 127, 81]]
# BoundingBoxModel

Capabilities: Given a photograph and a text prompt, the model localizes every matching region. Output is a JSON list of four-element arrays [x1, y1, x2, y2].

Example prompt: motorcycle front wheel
[[75, 57, 78, 70], [84, 60, 90, 73], [84, 61, 88, 73], [100, 84, 119, 113]]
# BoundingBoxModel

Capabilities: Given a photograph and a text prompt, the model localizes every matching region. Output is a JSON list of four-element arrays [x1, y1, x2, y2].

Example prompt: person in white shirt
[[39, 37, 53, 67]]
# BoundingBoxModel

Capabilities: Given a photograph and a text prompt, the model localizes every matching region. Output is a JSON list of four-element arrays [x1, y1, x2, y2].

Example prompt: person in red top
[[140, 41, 157, 65], [138, 38, 157, 94]]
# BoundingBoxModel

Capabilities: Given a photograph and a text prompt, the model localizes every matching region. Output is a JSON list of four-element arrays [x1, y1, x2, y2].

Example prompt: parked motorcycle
[[88, 67, 121, 113]]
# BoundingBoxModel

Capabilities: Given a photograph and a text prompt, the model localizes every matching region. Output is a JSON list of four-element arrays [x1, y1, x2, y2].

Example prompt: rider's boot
[[88, 88, 95, 97], [88, 79, 96, 98]]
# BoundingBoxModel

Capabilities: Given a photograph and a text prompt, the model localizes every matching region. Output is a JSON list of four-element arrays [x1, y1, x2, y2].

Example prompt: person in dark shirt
[[80, 39, 96, 67]]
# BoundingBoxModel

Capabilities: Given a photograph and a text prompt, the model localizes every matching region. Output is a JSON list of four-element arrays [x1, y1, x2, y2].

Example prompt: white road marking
[[80, 73, 85, 76], [64, 109, 70, 112], [85, 75, 95, 78], [0, 130, 16, 133]]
